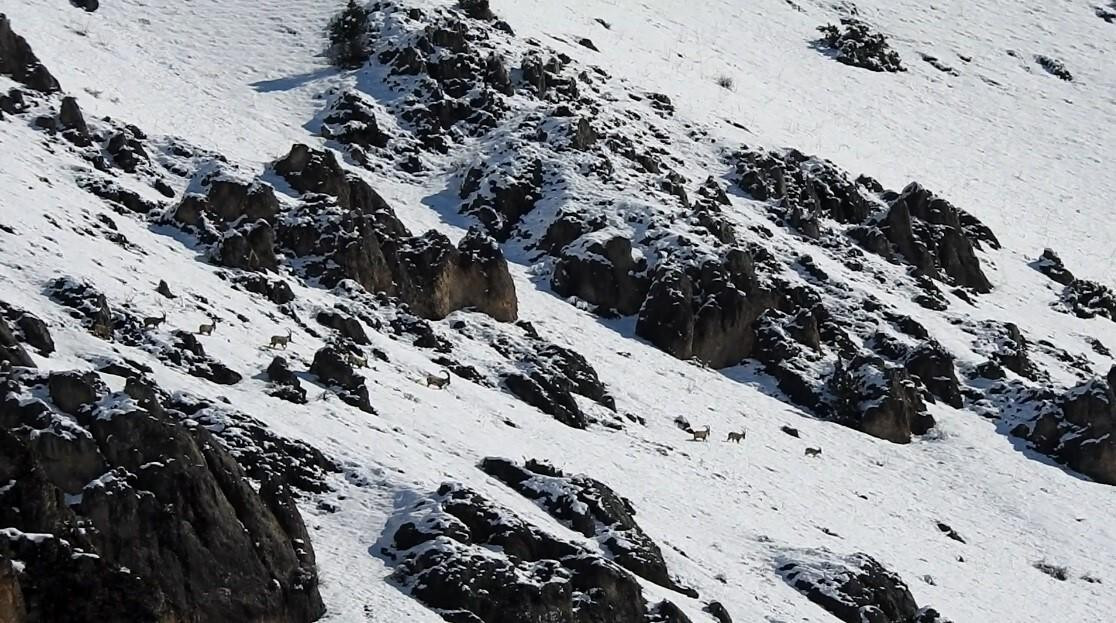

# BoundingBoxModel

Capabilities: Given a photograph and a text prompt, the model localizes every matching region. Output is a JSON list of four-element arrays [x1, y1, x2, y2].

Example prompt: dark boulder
[[267, 356, 307, 404], [0, 15, 60, 92], [310, 346, 374, 413], [174, 178, 279, 227], [316, 308, 370, 344], [1031, 248, 1075, 285], [816, 18, 905, 73], [234, 273, 296, 304], [1060, 278, 1116, 322], [46, 277, 114, 339], [1019, 368, 1116, 486], [321, 90, 389, 149], [397, 228, 518, 322], [703, 602, 732, 623], [904, 341, 963, 408], [47, 370, 106, 415], [778, 550, 947, 623], [76, 176, 160, 215], [505, 371, 587, 428], [0, 318, 34, 367]]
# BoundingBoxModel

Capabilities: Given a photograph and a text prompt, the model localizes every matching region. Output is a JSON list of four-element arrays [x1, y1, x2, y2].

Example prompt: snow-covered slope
[[2, 1, 1115, 622]]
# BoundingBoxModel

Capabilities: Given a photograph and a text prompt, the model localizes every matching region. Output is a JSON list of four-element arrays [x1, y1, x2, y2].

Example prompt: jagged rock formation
[[311, 345, 375, 413], [1016, 367, 1116, 485], [778, 549, 949, 623], [479, 458, 695, 596], [0, 14, 59, 93], [386, 482, 691, 623], [0, 366, 325, 622], [816, 18, 905, 73], [831, 355, 935, 443], [1060, 278, 1116, 322]]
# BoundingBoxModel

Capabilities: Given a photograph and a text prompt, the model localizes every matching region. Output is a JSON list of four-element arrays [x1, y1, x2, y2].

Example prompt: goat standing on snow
[[690, 425, 710, 442], [268, 328, 293, 350]]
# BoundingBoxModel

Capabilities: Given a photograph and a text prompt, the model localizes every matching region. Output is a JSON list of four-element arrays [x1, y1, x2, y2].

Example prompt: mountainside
[[1, 1, 1115, 622]]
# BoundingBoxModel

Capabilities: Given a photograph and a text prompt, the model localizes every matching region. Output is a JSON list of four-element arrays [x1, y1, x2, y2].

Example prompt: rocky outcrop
[[553, 235, 648, 315], [321, 89, 390, 150], [1017, 367, 1116, 486], [1030, 248, 1075, 285], [46, 277, 115, 339], [1060, 278, 1116, 322], [460, 157, 544, 241], [816, 18, 905, 73], [904, 341, 963, 408], [159, 330, 243, 385], [0, 15, 60, 93], [267, 355, 308, 404], [386, 482, 690, 623], [311, 346, 374, 413], [636, 250, 780, 368], [778, 549, 949, 623], [831, 356, 934, 444], [0, 367, 325, 622], [881, 183, 993, 293], [480, 458, 695, 597], [215, 220, 279, 271], [174, 177, 279, 229], [273, 145, 518, 322], [0, 318, 34, 368]]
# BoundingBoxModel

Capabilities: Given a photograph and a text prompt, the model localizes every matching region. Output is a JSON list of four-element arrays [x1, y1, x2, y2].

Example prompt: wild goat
[[91, 322, 113, 339], [726, 430, 745, 443], [425, 370, 451, 389], [804, 447, 822, 458], [197, 317, 219, 336], [346, 352, 367, 369], [690, 425, 710, 442], [143, 312, 166, 329], [268, 328, 293, 350]]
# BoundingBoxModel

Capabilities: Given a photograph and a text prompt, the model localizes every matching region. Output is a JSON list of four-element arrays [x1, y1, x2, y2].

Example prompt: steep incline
[[1, 1, 1115, 623]]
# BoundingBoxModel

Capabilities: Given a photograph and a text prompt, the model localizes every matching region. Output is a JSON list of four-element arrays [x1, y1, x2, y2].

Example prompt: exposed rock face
[[0, 367, 325, 622], [1031, 248, 1075, 285], [216, 220, 279, 271], [733, 148, 874, 229], [460, 157, 544, 241], [1019, 367, 1116, 486], [817, 18, 905, 73], [311, 346, 374, 413], [397, 228, 518, 321], [832, 356, 934, 444], [317, 308, 370, 345], [386, 482, 690, 623], [881, 183, 993, 293], [0, 318, 34, 368], [1060, 278, 1116, 322], [904, 341, 963, 408], [636, 250, 779, 368], [272, 145, 518, 322], [505, 372, 587, 428], [160, 330, 243, 385], [0, 15, 60, 93], [174, 177, 279, 229], [321, 89, 390, 150], [778, 550, 949, 623], [480, 458, 695, 597], [553, 235, 648, 315]]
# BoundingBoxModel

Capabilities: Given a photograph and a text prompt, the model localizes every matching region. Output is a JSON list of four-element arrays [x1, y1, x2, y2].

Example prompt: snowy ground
[[3, 0, 1116, 621]]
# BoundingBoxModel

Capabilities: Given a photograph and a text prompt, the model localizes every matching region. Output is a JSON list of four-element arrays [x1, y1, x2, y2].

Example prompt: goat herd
[[688, 425, 822, 456]]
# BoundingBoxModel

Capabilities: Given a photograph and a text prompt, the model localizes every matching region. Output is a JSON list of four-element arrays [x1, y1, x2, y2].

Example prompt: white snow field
[[2, 0, 1116, 622]]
